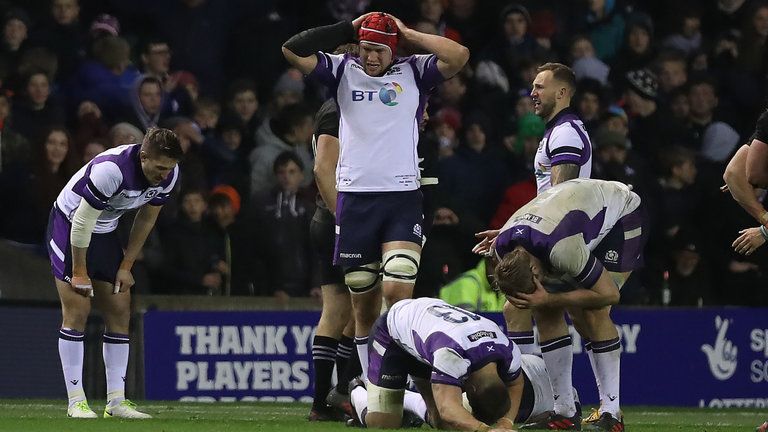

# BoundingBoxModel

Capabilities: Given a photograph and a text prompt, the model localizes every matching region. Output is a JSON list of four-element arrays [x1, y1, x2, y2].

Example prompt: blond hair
[[493, 247, 535, 295]]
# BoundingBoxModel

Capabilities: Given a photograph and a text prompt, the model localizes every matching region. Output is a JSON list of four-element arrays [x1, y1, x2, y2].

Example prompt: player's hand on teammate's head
[[70, 275, 94, 298], [113, 269, 135, 294]]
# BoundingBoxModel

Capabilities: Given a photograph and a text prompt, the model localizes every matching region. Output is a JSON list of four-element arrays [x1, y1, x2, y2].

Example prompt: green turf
[[0, 400, 764, 431]]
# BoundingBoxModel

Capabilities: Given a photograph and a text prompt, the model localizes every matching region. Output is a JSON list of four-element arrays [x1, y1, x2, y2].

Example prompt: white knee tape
[[367, 382, 405, 414], [382, 249, 420, 284], [345, 263, 381, 294]]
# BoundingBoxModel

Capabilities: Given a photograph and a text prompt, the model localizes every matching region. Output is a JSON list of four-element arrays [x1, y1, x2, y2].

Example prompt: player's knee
[[382, 249, 420, 284], [344, 263, 380, 294]]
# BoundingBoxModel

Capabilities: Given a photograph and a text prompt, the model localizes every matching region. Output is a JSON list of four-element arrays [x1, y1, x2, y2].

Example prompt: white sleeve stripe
[[360, 27, 397, 36]]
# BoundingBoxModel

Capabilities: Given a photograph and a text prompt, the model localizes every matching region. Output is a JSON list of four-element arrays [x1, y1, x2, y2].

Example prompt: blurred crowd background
[[0, 0, 766, 306]]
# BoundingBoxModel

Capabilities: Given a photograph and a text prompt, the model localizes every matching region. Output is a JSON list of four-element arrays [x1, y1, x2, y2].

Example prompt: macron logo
[[340, 252, 362, 259]]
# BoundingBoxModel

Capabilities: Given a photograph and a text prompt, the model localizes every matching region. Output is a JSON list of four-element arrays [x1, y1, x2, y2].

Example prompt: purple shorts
[[367, 312, 432, 389], [334, 190, 423, 267], [593, 204, 647, 273], [46, 206, 123, 284]]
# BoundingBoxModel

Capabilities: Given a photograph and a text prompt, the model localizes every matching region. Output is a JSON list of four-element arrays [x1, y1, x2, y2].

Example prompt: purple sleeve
[[409, 54, 444, 93], [494, 227, 517, 258], [308, 52, 342, 87], [575, 254, 605, 288]]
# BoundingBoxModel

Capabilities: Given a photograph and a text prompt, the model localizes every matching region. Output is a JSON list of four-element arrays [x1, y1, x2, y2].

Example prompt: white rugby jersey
[[310, 53, 443, 192], [534, 108, 592, 194], [55, 144, 179, 233], [493, 179, 641, 288], [384, 297, 521, 386]]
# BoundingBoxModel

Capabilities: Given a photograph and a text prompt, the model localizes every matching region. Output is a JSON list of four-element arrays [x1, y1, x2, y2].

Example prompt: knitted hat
[[90, 14, 120, 36], [210, 184, 241, 215], [625, 69, 658, 100], [358, 13, 398, 55]]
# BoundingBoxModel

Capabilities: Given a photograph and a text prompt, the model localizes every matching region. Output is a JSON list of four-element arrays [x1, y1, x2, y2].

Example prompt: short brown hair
[[493, 247, 535, 295], [142, 127, 183, 160], [537, 62, 576, 90]]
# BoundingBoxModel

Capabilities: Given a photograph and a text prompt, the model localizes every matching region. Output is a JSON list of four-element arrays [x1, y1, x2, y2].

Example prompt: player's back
[[499, 179, 640, 239], [386, 297, 511, 362]]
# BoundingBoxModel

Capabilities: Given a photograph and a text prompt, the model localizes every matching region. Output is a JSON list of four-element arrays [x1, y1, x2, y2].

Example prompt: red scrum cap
[[358, 13, 399, 55]]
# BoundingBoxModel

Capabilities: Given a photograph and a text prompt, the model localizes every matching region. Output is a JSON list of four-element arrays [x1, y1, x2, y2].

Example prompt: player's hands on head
[[472, 229, 500, 256], [113, 269, 134, 294], [508, 277, 549, 309], [732, 227, 766, 255], [71, 275, 94, 298], [352, 12, 379, 30]]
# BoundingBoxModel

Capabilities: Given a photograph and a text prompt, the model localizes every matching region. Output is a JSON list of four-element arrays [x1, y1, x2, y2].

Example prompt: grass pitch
[[0, 400, 764, 432]]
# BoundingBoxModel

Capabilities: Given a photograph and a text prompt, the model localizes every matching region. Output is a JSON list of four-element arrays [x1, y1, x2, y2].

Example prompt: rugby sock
[[355, 336, 370, 383], [403, 389, 427, 421], [591, 337, 621, 417], [540, 335, 576, 417], [584, 339, 602, 402], [338, 343, 362, 395], [335, 335, 354, 387], [350, 384, 368, 426], [311, 335, 338, 409], [103, 332, 130, 406], [59, 328, 86, 406], [509, 331, 537, 355]]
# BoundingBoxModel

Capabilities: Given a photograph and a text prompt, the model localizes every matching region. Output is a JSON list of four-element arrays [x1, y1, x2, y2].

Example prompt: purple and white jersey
[[310, 52, 443, 192], [534, 108, 592, 194], [55, 144, 179, 233], [494, 179, 641, 288], [383, 297, 522, 387]]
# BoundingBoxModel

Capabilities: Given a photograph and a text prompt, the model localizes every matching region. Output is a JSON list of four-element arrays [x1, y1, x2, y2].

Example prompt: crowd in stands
[[0, 0, 766, 306]]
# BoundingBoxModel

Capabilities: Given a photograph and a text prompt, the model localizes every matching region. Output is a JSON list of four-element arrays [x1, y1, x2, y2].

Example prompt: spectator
[[1, 8, 31, 72], [569, 35, 610, 85], [684, 78, 740, 163], [574, 78, 605, 133], [609, 12, 656, 90], [67, 35, 140, 122], [737, 2, 768, 75], [152, 0, 233, 97], [591, 126, 653, 198], [0, 89, 30, 171], [252, 151, 315, 301], [662, 7, 703, 55], [164, 116, 209, 192], [122, 75, 167, 131], [27, 0, 85, 81], [439, 257, 504, 312], [432, 107, 462, 159], [656, 50, 689, 98], [664, 234, 713, 306], [81, 138, 107, 164], [418, 0, 462, 42], [11, 70, 65, 143], [574, 0, 626, 62], [0, 127, 77, 245], [656, 146, 702, 241], [249, 102, 314, 198], [108, 122, 144, 147], [226, 79, 261, 152], [269, 69, 305, 116], [140, 37, 172, 82], [160, 188, 227, 295], [703, 0, 753, 38]]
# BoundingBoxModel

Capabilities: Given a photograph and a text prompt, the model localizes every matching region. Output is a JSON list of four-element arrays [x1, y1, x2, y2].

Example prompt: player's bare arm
[[431, 383, 492, 431], [510, 269, 620, 309], [550, 163, 580, 186], [746, 138, 768, 187], [116, 204, 163, 293], [390, 16, 469, 79], [724, 145, 768, 224], [498, 375, 524, 429], [314, 134, 340, 214]]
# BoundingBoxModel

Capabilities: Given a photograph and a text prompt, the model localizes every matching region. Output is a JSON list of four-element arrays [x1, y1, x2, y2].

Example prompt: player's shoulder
[[315, 99, 338, 124]]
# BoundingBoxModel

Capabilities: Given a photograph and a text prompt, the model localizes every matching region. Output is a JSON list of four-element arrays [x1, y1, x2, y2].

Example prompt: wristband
[[760, 225, 768, 241], [494, 417, 515, 429], [761, 211, 768, 225]]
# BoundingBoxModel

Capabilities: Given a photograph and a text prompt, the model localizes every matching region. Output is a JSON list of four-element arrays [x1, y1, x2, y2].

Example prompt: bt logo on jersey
[[351, 82, 403, 106]]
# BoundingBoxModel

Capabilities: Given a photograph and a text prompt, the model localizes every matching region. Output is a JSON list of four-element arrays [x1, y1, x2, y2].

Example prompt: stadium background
[[0, 0, 766, 418]]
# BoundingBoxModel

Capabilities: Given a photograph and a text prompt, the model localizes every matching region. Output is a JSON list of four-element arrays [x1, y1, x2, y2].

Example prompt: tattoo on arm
[[550, 163, 580, 186]]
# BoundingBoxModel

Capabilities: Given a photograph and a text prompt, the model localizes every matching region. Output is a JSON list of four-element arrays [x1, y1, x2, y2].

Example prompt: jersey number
[[426, 304, 481, 323]]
